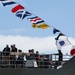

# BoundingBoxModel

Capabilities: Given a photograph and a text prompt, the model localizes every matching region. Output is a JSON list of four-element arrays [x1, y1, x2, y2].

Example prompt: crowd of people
[[1, 44, 24, 68], [0, 44, 41, 68], [0, 44, 63, 69]]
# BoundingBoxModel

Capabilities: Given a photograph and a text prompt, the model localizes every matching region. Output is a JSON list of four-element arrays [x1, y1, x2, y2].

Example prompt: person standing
[[2, 44, 10, 68], [54, 50, 63, 69], [58, 50, 63, 62], [10, 44, 17, 68], [3, 44, 10, 56], [35, 51, 40, 67]]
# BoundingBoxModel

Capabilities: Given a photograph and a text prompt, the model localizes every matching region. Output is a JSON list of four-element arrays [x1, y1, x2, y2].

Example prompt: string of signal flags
[[0, 0, 50, 29], [0, 0, 75, 55]]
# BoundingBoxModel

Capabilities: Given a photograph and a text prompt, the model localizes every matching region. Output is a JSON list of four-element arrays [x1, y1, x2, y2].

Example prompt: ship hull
[[0, 68, 75, 75], [0, 55, 75, 75]]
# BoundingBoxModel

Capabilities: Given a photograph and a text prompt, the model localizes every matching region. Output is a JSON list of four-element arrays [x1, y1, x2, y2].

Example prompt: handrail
[[0, 52, 72, 69]]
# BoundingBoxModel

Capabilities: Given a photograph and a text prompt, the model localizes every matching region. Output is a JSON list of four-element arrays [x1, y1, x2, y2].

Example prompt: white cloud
[[0, 35, 75, 55]]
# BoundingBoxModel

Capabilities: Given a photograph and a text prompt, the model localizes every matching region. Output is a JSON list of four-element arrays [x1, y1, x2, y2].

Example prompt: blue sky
[[0, 0, 75, 54]]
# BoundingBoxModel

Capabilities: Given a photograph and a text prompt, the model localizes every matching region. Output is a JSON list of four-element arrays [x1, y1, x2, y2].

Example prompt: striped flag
[[16, 10, 32, 19], [11, 4, 24, 13], [1, 0, 16, 6], [28, 16, 44, 24], [28, 16, 50, 29]]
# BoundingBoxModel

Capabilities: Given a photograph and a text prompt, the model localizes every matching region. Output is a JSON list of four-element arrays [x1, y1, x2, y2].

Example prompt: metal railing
[[0, 52, 72, 69]]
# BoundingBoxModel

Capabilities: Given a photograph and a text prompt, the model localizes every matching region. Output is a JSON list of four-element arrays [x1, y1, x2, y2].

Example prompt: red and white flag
[[11, 4, 24, 13]]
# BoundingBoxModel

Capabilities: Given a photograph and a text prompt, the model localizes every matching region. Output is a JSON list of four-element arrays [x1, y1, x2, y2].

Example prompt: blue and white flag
[[15, 10, 32, 19], [56, 38, 71, 50], [55, 33, 65, 40], [1, 0, 16, 6], [53, 28, 60, 34]]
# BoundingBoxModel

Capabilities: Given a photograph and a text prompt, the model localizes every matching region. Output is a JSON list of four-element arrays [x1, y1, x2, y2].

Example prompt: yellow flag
[[38, 23, 50, 29], [32, 24, 38, 28]]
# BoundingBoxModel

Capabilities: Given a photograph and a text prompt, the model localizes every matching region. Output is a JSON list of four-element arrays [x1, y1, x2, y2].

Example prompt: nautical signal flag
[[11, 4, 24, 13], [37, 23, 50, 29], [55, 33, 65, 40], [1, 0, 16, 6], [55, 38, 71, 50], [32, 23, 50, 29], [53, 28, 60, 34], [15, 10, 32, 19], [32, 24, 38, 28], [28, 16, 44, 24], [28, 16, 50, 29]]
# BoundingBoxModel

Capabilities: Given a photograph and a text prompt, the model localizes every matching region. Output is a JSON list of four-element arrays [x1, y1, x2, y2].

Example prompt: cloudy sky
[[0, 0, 75, 54]]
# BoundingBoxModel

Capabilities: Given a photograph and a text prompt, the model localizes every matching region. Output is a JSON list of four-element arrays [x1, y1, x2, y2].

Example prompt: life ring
[[70, 49, 75, 55]]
